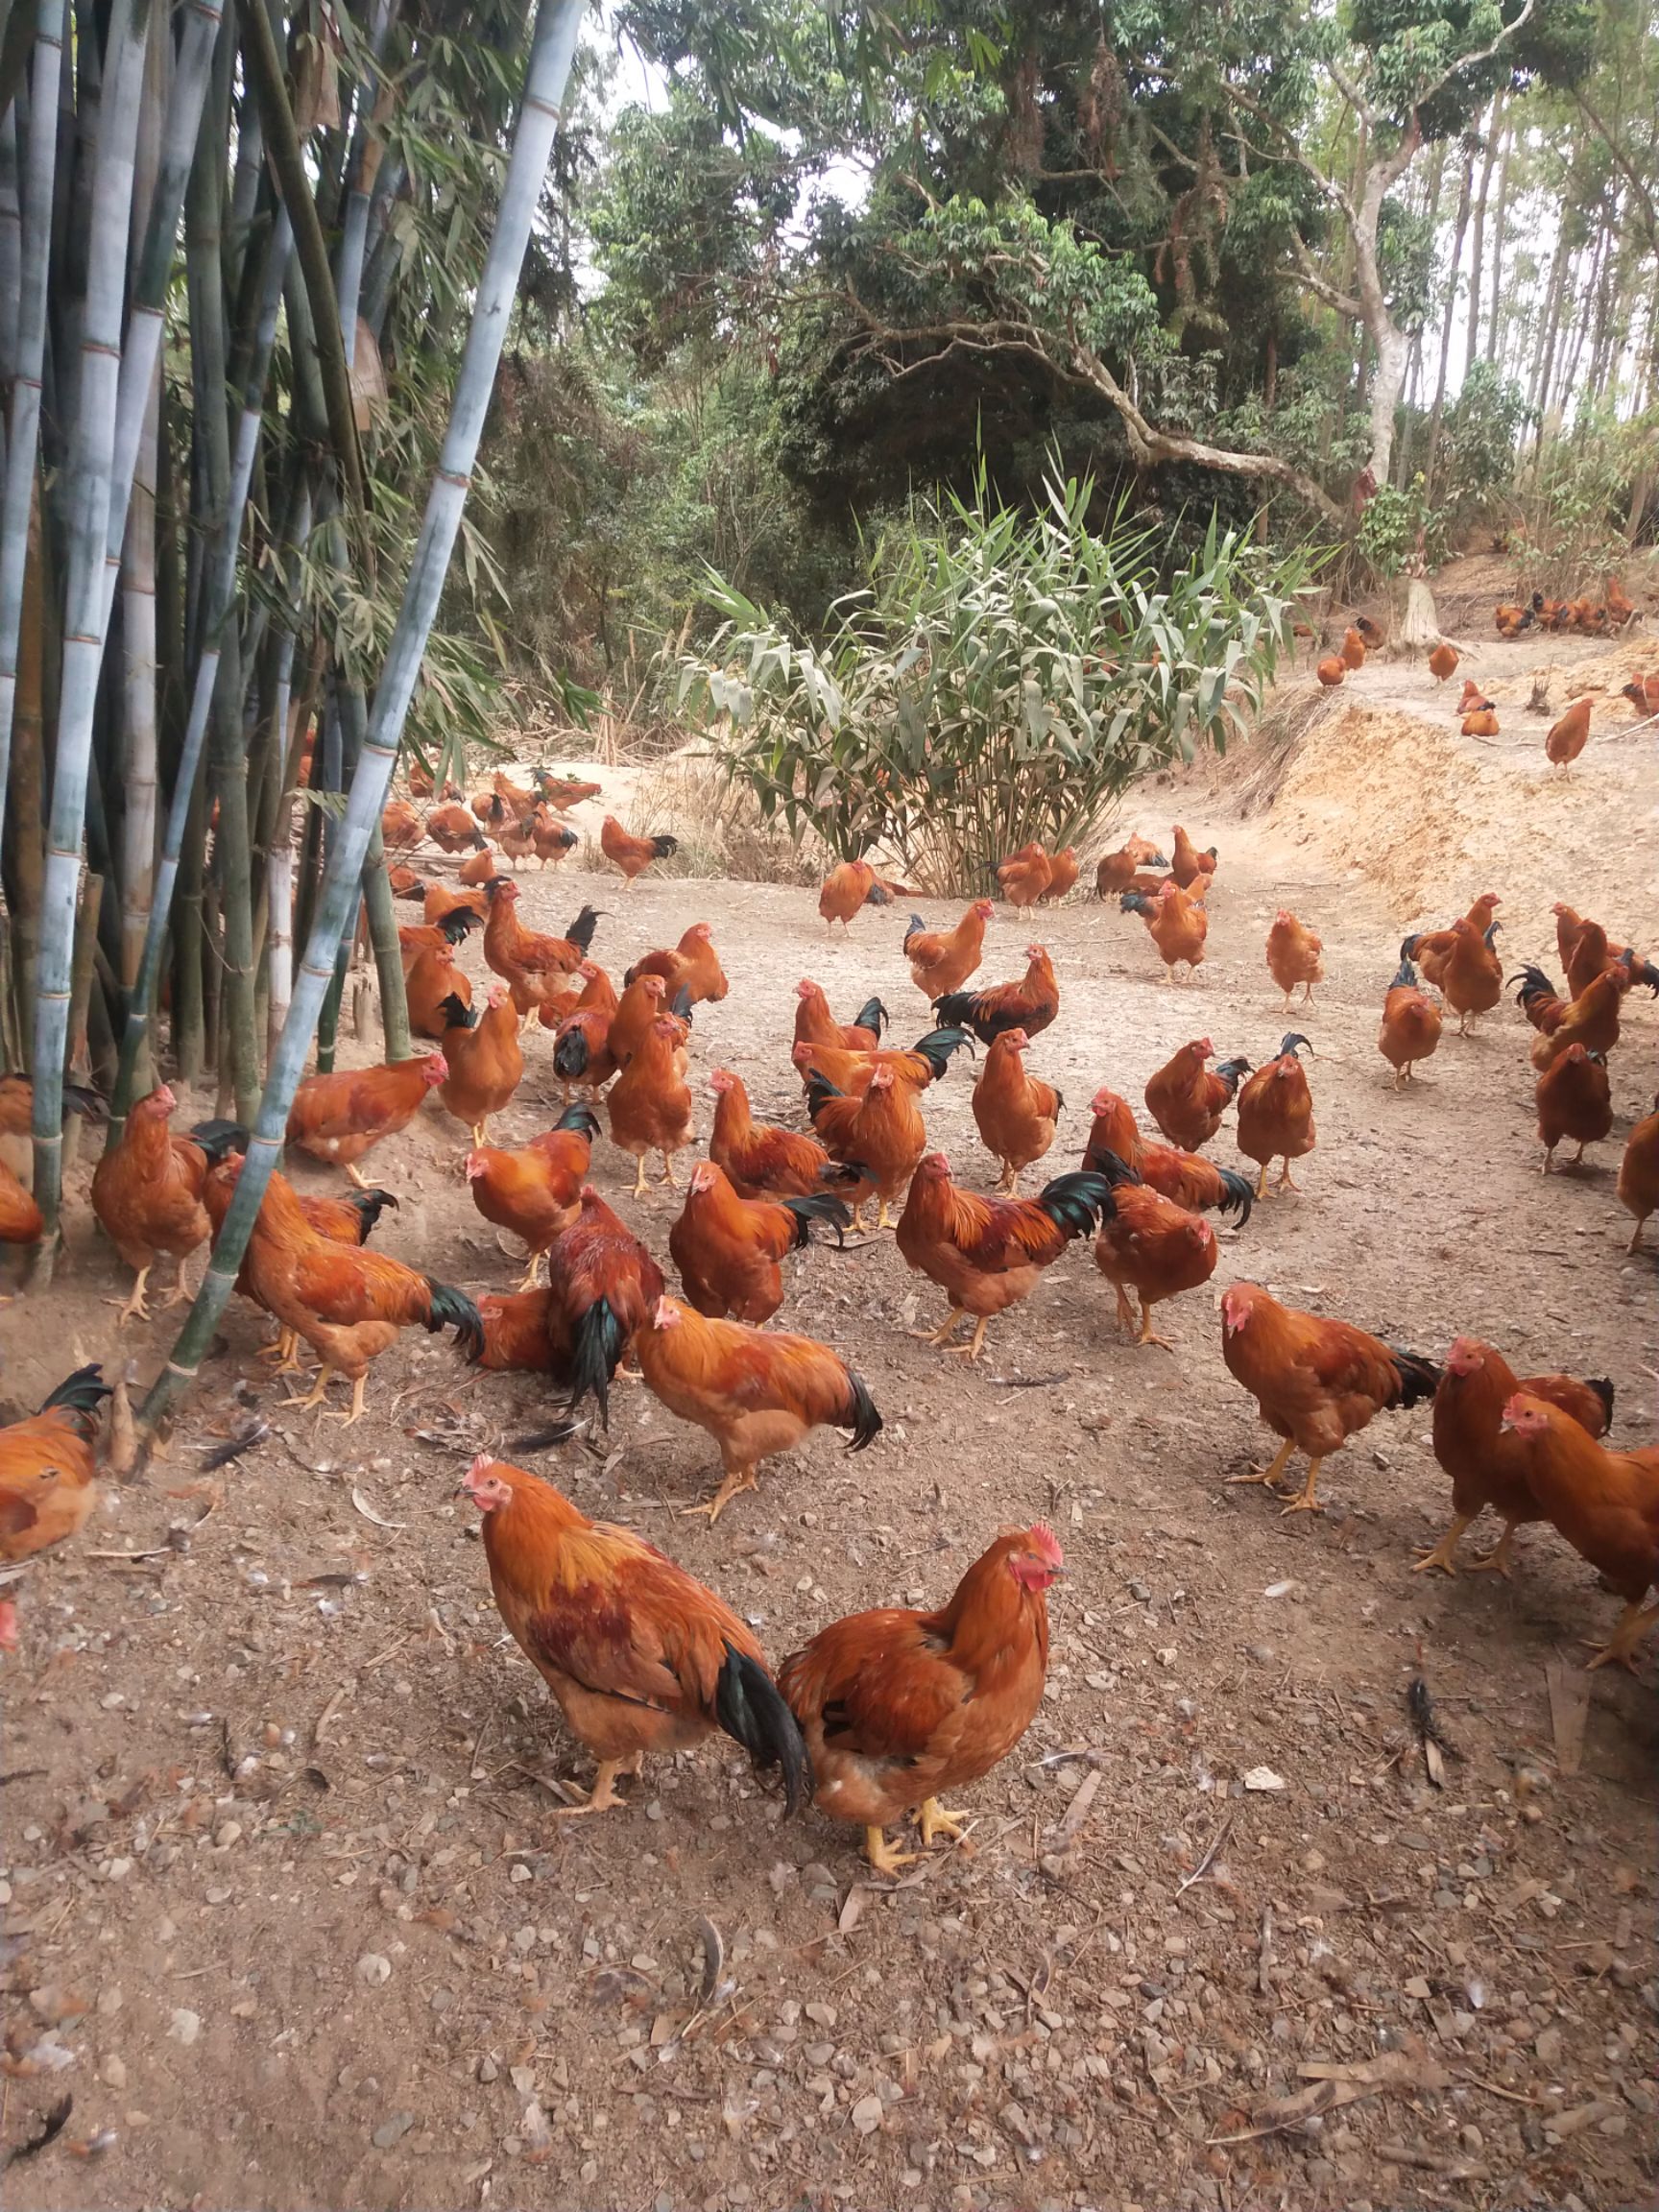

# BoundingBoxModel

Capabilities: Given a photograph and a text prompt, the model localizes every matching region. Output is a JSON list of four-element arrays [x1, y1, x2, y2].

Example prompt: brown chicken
[[708, 1070, 860, 1201], [481, 882, 601, 1023], [607, 1015, 694, 1193], [1094, 836, 1167, 898], [465, 1104, 598, 1288], [1618, 1093, 1659, 1252], [0, 1157, 43, 1249], [421, 880, 488, 929], [635, 1294, 881, 1521], [435, 984, 524, 1144], [1499, 1395, 1659, 1670], [529, 811, 579, 870], [1604, 577, 1636, 629], [548, 964, 622, 1094], [1494, 601, 1535, 639], [424, 802, 480, 853], [896, 1154, 1108, 1362], [206, 1156, 481, 1421], [1461, 708, 1500, 736], [1404, 892, 1502, 993], [1121, 883, 1207, 978], [398, 906, 481, 972], [1378, 957, 1442, 1085], [1416, 1336, 1613, 1577], [389, 863, 426, 901], [1510, 964, 1568, 1035], [1339, 626, 1366, 670], [535, 772, 603, 811], [405, 945, 472, 1039], [1535, 1045, 1612, 1171], [1315, 656, 1345, 686], [90, 1090, 246, 1321], [1428, 642, 1459, 684], [1553, 907, 1659, 998], [1042, 848, 1079, 902], [1546, 696, 1592, 770], [458, 837, 499, 886], [1235, 1034, 1315, 1196], [793, 980, 888, 1055], [1089, 1151, 1217, 1350], [817, 859, 887, 933], [0, 1368, 109, 1583], [286, 1052, 447, 1185], [471, 1286, 570, 1377], [1221, 1282, 1440, 1513], [1457, 679, 1493, 711], [934, 943, 1060, 1041], [1081, 1089, 1254, 1224], [903, 901, 994, 999], [669, 1162, 849, 1323], [971, 1028, 1061, 1192], [1168, 825, 1211, 889], [1439, 916, 1504, 1033], [1621, 675, 1659, 716], [600, 814, 679, 886], [1265, 910, 1323, 1009], [1528, 963, 1629, 1070], [381, 800, 423, 852], [1143, 1039, 1250, 1151], [779, 1525, 1060, 1874], [996, 842, 1053, 908], [625, 923, 730, 1006], [532, 1186, 665, 1420], [790, 1027, 969, 1100], [805, 1063, 926, 1229], [462, 1455, 808, 1815]]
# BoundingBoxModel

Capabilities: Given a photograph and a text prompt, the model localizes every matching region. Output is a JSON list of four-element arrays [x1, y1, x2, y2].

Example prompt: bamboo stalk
[[1, 483, 46, 1064], [334, 675, 410, 1058], [118, 349, 160, 985], [334, 0, 397, 366], [29, 0, 147, 1270], [67, 869, 102, 1077], [0, 106, 20, 387], [0, 0, 65, 854], [145, 0, 587, 1427]]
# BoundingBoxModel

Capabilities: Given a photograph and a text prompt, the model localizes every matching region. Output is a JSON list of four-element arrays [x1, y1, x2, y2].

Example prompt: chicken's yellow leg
[[952, 1314, 990, 1362], [864, 1826, 919, 1875], [916, 1798, 971, 1847], [682, 1463, 758, 1524], [1413, 1510, 1477, 1575], [159, 1253, 195, 1308], [551, 1759, 628, 1815], [632, 1154, 650, 1198], [346, 1163, 373, 1190], [284, 1364, 340, 1412], [920, 1307, 966, 1346], [1584, 1598, 1659, 1671], [516, 1251, 544, 1292], [331, 1374, 370, 1426], [1136, 1295, 1176, 1351], [1227, 1436, 1295, 1491], [1255, 1161, 1269, 1198], [1280, 1455, 1324, 1515], [1466, 1519, 1522, 1576], [112, 1265, 152, 1326]]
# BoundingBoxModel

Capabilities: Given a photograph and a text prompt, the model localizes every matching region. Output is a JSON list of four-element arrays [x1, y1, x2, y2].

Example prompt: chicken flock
[[3, 701, 1657, 1873]]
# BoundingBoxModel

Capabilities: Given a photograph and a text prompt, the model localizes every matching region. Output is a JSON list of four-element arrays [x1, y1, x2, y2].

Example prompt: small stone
[[373, 2111, 415, 2150], [356, 1954, 392, 1987], [168, 2008, 201, 2047], [510, 2066, 536, 2094], [97, 1987, 123, 2018], [1535, 2026, 1563, 2068], [213, 1820, 243, 1849], [510, 1863, 532, 1884], [851, 2094, 883, 2135], [805, 2002, 837, 2027], [100, 2056, 127, 2090]]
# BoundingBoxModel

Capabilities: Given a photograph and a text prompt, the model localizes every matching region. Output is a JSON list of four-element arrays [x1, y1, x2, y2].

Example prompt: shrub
[[677, 464, 1308, 893]]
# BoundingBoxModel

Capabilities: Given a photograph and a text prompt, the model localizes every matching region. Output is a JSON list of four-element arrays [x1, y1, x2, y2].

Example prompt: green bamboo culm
[[142, 0, 589, 1428], [29, 0, 150, 1276], [0, 0, 66, 854]]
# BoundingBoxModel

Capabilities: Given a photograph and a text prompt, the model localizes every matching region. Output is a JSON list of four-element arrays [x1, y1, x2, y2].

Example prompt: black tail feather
[[863, 879, 890, 907], [714, 1643, 811, 1815], [564, 904, 601, 954], [344, 1188, 399, 1241], [1400, 933, 1424, 963], [438, 991, 477, 1031], [804, 1073, 845, 1125], [908, 1024, 973, 1080], [780, 1192, 854, 1247], [553, 1101, 601, 1142], [670, 984, 693, 1022], [424, 1282, 484, 1359], [853, 996, 889, 1038], [1388, 1348, 1442, 1409], [1213, 1166, 1255, 1225], [567, 1296, 627, 1424], [1391, 956, 1420, 990], [552, 1024, 591, 1079], [1586, 1377, 1615, 1426], [1213, 1056, 1251, 1094], [38, 1363, 110, 1433], [509, 1419, 585, 1454], [929, 990, 976, 1032], [189, 1118, 250, 1165], [841, 1369, 882, 1454], [1120, 891, 1154, 918], [61, 1081, 108, 1121], [1035, 1167, 1114, 1238], [1278, 1032, 1312, 1058], [437, 906, 481, 944], [650, 834, 679, 859], [902, 913, 926, 950]]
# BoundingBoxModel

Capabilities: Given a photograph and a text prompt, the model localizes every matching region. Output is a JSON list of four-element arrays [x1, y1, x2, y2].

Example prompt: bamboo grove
[[0, 0, 584, 1416]]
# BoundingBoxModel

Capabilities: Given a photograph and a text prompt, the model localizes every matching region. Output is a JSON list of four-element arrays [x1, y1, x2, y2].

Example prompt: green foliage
[[1525, 410, 1659, 588], [1356, 477, 1443, 583], [680, 462, 1307, 892], [1437, 361, 1527, 518]]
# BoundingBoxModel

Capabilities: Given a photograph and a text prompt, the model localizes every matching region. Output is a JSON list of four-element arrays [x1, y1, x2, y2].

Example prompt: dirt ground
[[3, 613, 1657, 2212]]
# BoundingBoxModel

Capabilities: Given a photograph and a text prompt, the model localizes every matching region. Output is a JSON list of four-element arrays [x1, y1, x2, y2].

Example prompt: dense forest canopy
[[486, 0, 1655, 676]]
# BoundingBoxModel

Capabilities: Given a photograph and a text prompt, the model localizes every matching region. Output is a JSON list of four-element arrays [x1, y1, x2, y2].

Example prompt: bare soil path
[[3, 645, 1656, 2212]]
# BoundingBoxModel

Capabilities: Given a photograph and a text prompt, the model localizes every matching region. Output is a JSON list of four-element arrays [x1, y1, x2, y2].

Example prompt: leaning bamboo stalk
[[29, 0, 148, 1269], [0, 0, 66, 854], [333, 673, 410, 1059], [333, 0, 397, 367], [118, 353, 160, 985], [144, 0, 587, 1426]]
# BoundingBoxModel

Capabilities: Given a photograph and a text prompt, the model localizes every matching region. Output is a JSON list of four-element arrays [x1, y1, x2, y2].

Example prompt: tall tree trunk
[[1553, 235, 1603, 424], [1529, 220, 1573, 431], [1424, 144, 1476, 504], [1464, 97, 1503, 378], [1484, 115, 1513, 366]]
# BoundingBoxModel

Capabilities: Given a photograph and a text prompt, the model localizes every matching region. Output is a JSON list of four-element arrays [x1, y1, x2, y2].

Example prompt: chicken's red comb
[[1028, 1522, 1064, 1568], [464, 1453, 497, 1485]]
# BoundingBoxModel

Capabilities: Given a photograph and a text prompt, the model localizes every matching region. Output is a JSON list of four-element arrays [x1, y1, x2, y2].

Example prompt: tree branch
[[1571, 91, 1659, 253], [1290, 231, 1362, 319]]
